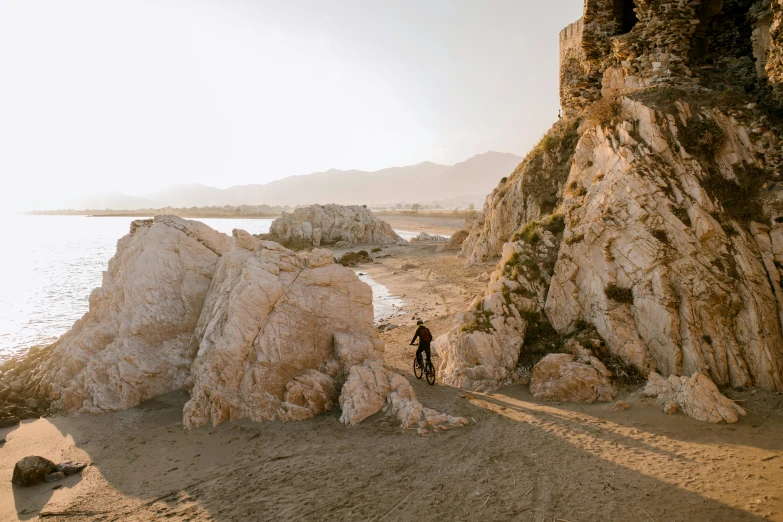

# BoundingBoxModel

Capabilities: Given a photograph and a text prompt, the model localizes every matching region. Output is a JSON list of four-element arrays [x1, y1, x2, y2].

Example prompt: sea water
[[0, 215, 274, 361]]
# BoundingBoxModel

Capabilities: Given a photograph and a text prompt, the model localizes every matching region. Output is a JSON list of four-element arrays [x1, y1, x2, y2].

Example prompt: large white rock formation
[[544, 99, 783, 390], [182, 232, 381, 428], [444, 96, 783, 406], [23, 216, 231, 413], [269, 204, 404, 247], [438, 227, 562, 391], [182, 231, 466, 432], [3, 219, 464, 434]]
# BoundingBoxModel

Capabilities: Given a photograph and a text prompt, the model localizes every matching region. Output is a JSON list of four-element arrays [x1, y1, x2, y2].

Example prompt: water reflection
[[354, 271, 405, 323]]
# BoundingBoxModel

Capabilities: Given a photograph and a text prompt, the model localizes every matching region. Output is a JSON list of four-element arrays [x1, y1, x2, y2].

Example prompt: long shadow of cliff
[[22, 386, 773, 521]]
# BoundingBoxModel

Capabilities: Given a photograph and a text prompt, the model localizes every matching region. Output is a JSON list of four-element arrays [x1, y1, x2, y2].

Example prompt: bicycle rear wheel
[[425, 362, 436, 385], [413, 357, 423, 379]]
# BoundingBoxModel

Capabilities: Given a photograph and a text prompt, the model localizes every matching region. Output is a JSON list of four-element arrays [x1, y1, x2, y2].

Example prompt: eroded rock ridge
[[442, 0, 783, 422]]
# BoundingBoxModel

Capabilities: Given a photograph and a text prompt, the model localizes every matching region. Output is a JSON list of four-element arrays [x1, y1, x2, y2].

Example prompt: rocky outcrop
[[339, 359, 468, 435], [269, 204, 404, 248], [438, 218, 565, 391], [180, 230, 465, 433], [182, 233, 381, 428], [450, 93, 783, 396], [3, 219, 464, 434], [447, 2, 783, 398], [409, 232, 448, 242], [546, 98, 783, 390], [530, 353, 616, 403], [11, 457, 87, 486], [3, 216, 230, 415], [643, 372, 747, 423], [12, 456, 57, 487], [437, 232, 558, 391]]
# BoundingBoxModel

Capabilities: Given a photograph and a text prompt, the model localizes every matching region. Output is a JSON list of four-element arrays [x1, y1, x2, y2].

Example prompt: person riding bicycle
[[410, 320, 433, 367]]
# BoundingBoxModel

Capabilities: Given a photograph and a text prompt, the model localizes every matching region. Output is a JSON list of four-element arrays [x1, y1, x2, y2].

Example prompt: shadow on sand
[[1, 383, 777, 521]]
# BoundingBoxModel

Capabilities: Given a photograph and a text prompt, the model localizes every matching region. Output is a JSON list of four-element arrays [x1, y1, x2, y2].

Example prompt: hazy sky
[[0, 0, 583, 210]]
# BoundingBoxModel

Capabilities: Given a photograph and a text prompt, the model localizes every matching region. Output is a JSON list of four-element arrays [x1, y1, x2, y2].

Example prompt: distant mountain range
[[59, 151, 522, 210]]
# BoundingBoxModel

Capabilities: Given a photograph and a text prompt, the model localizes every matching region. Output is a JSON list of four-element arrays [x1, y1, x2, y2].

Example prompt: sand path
[[2, 245, 782, 521]]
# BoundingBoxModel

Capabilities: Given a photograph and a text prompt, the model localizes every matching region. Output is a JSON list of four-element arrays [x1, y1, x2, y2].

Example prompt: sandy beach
[[2, 243, 783, 521], [372, 215, 466, 237]]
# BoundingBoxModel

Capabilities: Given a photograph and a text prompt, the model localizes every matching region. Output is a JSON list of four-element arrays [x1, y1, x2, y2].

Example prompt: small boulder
[[610, 400, 631, 411], [334, 240, 353, 249], [643, 372, 745, 423], [530, 353, 616, 403], [337, 250, 372, 267], [12, 456, 57, 487]]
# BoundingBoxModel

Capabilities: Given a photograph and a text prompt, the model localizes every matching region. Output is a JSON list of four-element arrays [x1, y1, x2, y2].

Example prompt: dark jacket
[[411, 325, 432, 345]]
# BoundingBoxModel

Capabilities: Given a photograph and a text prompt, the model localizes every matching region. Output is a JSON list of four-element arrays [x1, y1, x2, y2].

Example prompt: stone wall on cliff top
[[767, 0, 783, 104], [560, 0, 783, 117]]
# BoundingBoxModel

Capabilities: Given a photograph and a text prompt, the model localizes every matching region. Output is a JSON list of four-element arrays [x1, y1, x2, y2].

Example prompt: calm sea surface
[[0, 215, 274, 361], [0, 215, 406, 362]]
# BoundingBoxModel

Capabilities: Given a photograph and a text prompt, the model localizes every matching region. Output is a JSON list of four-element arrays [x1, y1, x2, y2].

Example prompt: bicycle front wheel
[[413, 358, 423, 379]]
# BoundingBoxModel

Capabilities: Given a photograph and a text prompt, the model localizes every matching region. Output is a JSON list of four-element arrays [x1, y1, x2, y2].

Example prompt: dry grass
[[585, 97, 623, 128]]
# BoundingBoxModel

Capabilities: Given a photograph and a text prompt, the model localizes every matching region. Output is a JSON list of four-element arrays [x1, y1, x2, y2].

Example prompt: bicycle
[[412, 344, 436, 385]]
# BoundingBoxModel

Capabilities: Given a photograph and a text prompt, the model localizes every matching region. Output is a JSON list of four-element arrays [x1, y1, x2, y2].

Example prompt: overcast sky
[[0, 0, 583, 210]]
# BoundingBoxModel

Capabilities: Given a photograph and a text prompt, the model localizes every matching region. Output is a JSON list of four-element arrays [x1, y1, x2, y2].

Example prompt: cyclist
[[410, 319, 433, 368]]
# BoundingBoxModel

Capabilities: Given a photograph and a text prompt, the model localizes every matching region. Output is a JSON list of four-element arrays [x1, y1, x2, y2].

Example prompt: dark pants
[[416, 342, 432, 366]]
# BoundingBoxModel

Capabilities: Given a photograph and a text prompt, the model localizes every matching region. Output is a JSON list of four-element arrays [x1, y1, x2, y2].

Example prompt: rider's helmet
[[416, 320, 423, 325]]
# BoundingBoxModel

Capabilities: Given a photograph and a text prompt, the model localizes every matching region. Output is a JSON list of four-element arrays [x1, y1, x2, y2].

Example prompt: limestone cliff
[[444, 0, 783, 418]]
